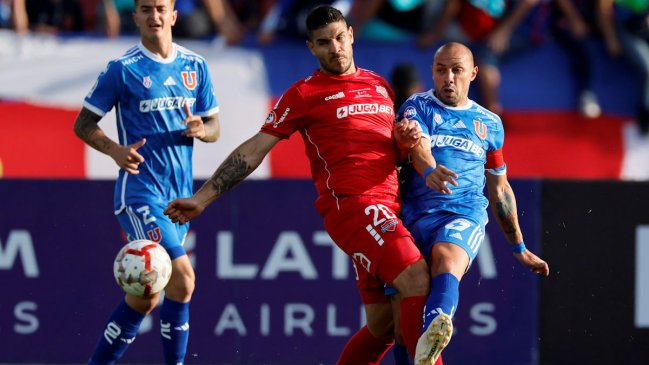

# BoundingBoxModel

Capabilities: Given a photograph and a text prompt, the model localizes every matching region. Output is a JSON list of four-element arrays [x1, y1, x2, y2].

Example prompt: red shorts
[[316, 195, 423, 304]]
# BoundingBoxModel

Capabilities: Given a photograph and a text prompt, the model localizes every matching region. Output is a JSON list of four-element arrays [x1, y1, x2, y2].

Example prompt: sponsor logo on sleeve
[[265, 111, 277, 125], [403, 106, 417, 119]]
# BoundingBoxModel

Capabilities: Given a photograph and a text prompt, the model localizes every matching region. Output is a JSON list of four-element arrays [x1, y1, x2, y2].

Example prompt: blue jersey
[[84, 43, 219, 213], [398, 91, 506, 227]]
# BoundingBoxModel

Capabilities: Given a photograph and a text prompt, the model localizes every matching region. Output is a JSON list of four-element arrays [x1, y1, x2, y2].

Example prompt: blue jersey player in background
[[73, 0, 220, 363], [394, 42, 550, 365]]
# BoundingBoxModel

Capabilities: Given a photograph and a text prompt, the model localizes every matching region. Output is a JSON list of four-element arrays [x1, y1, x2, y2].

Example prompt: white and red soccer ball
[[113, 239, 172, 297]]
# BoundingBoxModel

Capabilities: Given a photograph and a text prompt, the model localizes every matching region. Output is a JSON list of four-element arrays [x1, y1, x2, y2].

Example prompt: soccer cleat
[[415, 312, 453, 365]]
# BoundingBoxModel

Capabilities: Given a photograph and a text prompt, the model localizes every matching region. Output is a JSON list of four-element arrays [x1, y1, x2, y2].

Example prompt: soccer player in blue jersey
[[73, 0, 220, 363], [394, 42, 550, 365]]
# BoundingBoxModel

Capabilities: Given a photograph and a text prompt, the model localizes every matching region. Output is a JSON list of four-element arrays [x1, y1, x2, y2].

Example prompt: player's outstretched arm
[[164, 132, 280, 224], [485, 172, 549, 276], [409, 137, 458, 194], [73, 107, 145, 174]]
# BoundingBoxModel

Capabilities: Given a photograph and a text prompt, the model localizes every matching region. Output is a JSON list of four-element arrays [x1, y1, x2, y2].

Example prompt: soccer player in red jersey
[[164, 5, 443, 365]]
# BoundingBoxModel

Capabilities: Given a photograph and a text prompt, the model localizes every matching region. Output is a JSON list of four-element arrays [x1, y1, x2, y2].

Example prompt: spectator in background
[[173, 0, 245, 44], [0, 0, 29, 33], [598, 0, 649, 134], [552, 0, 602, 118], [99, 0, 245, 43], [256, 0, 353, 45], [99, 0, 135, 37], [390, 62, 424, 110], [25, 0, 85, 34], [348, 0, 438, 42]]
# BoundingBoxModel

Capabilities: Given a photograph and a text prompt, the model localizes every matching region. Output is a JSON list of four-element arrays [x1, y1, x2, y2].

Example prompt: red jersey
[[261, 68, 399, 200]]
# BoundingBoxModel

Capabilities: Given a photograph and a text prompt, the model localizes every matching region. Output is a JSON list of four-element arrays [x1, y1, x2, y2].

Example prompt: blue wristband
[[423, 166, 436, 178], [512, 242, 526, 254]]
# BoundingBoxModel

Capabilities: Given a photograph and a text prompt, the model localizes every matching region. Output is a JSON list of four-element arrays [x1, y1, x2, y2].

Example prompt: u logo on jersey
[[181, 71, 197, 90], [473, 120, 487, 139]]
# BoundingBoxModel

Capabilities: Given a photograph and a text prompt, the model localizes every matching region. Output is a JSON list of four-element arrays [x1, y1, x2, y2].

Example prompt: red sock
[[336, 325, 393, 365], [399, 295, 426, 360], [436, 355, 444, 365]]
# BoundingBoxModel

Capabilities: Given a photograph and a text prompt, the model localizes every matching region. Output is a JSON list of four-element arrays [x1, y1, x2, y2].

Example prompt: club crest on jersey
[[380, 219, 398, 233], [181, 71, 197, 90], [434, 113, 443, 125], [375, 85, 388, 98], [142, 76, 152, 89], [473, 120, 488, 139]]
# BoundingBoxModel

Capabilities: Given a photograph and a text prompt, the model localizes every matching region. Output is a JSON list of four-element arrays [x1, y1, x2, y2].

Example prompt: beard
[[320, 54, 353, 75]]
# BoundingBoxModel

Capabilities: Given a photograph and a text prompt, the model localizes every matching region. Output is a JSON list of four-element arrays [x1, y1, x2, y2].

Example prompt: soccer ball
[[113, 239, 172, 297]]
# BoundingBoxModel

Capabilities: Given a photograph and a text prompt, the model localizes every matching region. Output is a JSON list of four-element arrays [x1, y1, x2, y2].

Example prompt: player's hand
[[164, 197, 205, 225], [394, 118, 421, 151], [425, 164, 458, 195], [112, 138, 146, 174], [181, 104, 206, 140], [514, 249, 550, 277]]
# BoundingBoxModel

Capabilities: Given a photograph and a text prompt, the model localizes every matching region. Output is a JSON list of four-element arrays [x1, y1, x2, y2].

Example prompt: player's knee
[[393, 260, 430, 297], [126, 292, 160, 314], [165, 270, 195, 301]]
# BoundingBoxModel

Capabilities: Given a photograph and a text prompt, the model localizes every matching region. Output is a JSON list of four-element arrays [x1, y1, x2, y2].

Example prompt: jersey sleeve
[[398, 95, 431, 138], [194, 60, 219, 117], [83, 61, 122, 117], [485, 121, 506, 175], [260, 86, 307, 139]]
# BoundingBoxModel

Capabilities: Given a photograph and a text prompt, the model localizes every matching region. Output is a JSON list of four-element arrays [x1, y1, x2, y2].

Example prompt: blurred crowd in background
[[2, 0, 649, 133]]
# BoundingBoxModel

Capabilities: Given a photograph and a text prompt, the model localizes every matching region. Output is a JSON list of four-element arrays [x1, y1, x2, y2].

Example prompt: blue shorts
[[409, 210, 487, 266], [116, 202, 189, 260], [384, 211, 487, 296]]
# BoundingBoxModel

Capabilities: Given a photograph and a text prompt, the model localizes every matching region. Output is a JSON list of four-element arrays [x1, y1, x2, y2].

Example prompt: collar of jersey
[[429, 90, 474, 111], [315, 67, 361, 80], [137, 42, 178, 64]]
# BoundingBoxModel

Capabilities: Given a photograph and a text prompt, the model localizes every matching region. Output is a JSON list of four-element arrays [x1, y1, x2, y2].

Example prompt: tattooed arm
[[73, 107, 146, 174], [486, 172, 550, 276], [485, 172, 523, 245], [164, 132, 280, 224]]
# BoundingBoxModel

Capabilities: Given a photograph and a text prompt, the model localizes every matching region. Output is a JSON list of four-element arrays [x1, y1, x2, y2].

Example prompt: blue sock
[[423, 273, 460, 331], [88, 299, 145, 365], [160, 298, 190, 364], [393, 343, 414, 365]]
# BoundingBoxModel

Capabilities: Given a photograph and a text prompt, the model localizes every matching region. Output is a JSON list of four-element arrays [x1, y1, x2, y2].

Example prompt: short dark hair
[[305, 6, 347, 39]]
